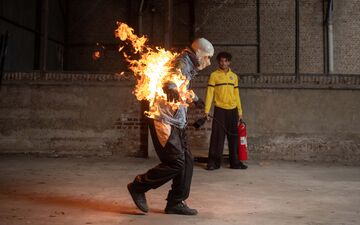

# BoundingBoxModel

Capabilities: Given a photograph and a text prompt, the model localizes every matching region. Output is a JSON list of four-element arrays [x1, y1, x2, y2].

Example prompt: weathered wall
[[65, 0, 360, 74], [188, 75, 360, 165], [334, 0, 360, 74], [1, 72, 360, 165], [241, 89, 360, 163], [194, 0, 359, 75], [2, 0, 360, 74], [64, 0, 195, 72], [0, 72, 147, 157], [0, 0, 65, 71], [65, 0, 129, 72]]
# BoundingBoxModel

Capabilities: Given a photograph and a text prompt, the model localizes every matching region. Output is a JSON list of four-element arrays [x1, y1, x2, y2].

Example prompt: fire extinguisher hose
[[207, 115, 244, 136]]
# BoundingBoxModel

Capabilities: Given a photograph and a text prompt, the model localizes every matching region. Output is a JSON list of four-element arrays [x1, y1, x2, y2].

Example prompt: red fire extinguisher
[[238, 120, 248, 161]]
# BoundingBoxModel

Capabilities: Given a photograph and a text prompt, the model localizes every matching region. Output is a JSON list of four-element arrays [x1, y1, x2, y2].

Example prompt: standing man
[[127, 38, 214, 215], [204, 51, 248, 170]]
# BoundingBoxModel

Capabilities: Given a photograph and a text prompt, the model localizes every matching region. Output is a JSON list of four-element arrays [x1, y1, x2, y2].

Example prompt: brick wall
[[260, 0, 295, 73], [1, 72, 360, 164], [65, 0, 129, 72], [0, 0, 65, 70], [65, 0, 360, 75], [334, 0, 360, 74], [0, 72, 147, 157], [299, 0, 324, 73], [194, 0, 258, 74], [195, 0, 324, 74], [2, 0, 359, 74]]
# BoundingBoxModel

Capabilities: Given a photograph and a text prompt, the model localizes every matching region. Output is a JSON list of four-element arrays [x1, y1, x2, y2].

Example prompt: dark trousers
[[208, 106, 239, 167], [132, 119, 193, 204]]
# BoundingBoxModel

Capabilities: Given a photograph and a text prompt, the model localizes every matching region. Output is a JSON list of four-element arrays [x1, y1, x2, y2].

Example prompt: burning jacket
[[153, 48, 199, 129]]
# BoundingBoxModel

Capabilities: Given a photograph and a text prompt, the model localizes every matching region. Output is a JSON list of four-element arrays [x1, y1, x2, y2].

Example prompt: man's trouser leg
[[226, 108, 240, 167], [131, 119, 193, 203], [208, 107, 226, 167], [167, 129, 193, 203]]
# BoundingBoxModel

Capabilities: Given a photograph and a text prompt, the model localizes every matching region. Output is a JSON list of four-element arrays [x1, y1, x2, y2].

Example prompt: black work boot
[[165, 201, 198, 215], [230, 161, 248, 169], [205, 164, 220, 170], [127, 182, 149, 213]]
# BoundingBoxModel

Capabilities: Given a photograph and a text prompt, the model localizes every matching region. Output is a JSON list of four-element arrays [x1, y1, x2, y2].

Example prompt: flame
[[115, 22, 194, 118], [92, 51, 101, 60], [93, 43, 106, 60]]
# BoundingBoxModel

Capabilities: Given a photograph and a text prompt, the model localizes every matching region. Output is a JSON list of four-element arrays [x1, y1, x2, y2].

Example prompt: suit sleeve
[[176, 56, 200, 102], [205, 73, 216, 114]]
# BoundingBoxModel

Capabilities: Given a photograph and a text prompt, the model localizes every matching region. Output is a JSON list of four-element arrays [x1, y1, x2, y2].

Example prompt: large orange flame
[[115, 22, 194, 118]]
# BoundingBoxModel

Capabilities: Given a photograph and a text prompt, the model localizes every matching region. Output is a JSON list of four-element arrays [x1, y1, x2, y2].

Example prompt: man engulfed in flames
[[115, 22, 214, 215]]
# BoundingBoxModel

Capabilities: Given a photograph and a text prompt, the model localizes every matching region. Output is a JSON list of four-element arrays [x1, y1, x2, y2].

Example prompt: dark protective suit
[[131, 48, 199, 204]]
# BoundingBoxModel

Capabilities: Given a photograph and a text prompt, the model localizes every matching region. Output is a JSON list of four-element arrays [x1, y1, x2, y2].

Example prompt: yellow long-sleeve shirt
[[205, 68, 243, 116]]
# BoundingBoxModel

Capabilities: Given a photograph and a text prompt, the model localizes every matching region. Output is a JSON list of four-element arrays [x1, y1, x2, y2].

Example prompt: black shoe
[[205, 164, 220, 170], [230, 162, 248, 169], [165, 201, 198, 215], [127, 183, 149, 212]]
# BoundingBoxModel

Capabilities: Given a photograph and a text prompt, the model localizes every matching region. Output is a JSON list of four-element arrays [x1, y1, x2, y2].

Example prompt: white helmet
[[191, 38, 214, 70], [191, 38, 214, 57]]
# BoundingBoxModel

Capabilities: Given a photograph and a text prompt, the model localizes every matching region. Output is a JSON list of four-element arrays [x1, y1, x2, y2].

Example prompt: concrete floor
[[0, 156, 359, 225]]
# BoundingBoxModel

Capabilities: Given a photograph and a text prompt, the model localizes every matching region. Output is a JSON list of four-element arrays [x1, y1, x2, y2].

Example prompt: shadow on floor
[[1, 189, 146, 215]]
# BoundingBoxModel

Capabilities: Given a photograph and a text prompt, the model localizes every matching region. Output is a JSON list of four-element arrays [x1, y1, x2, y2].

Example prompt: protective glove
[[193, 97, 205, 109], [163, 85, 179, 102], [193, 116, 207, 129]]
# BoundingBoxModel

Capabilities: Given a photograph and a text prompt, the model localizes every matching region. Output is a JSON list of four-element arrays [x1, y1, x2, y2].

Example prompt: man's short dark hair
[[216, 51, 232, 62]]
